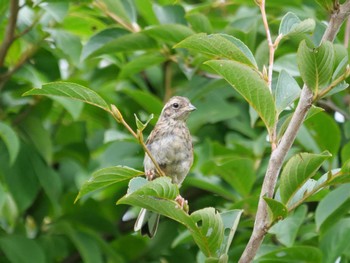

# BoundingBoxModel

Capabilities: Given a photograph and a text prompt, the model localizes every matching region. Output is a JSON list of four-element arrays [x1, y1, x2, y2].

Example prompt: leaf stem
[[315, 66, 350, 100]]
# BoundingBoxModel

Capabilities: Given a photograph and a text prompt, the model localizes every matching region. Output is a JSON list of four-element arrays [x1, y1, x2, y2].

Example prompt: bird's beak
[[188, 103, 196, 112]]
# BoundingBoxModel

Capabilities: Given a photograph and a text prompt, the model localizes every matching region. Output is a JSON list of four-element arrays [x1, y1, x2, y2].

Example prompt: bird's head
[[160, 96, 196, 121]]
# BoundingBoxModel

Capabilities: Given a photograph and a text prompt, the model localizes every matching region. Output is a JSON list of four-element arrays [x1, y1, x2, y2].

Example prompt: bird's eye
[[172, 103, 179, 109]]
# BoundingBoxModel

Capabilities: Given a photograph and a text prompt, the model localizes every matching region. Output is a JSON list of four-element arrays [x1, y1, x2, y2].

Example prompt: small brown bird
[[134, 96, 196, 237]]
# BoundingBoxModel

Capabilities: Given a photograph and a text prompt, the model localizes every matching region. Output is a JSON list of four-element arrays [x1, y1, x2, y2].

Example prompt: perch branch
[[110, 105, 165, 177], [239, 1, 350, 262]]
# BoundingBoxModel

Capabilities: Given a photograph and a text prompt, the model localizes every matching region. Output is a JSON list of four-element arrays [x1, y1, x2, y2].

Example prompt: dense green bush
[[0, 0, 350, 262]]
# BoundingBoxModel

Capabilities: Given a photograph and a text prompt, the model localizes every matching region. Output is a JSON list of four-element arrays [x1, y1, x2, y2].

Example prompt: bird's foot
[[175, 195, 189, 213], [145, 170, 156, 181]]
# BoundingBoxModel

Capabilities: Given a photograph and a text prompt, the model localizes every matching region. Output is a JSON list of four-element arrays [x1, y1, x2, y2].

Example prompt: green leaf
[[118, 177, 225, 257], [0, 235, 46, 263], [315, 183, 350, 232], [275, 70, 301, 114], [185, 175, 237, 201], [81, 27, 129, 61], [84, 32, 158, 59], [332, 45, 348, 80], [25, 146, 62, 213], [75, 166, 143, 202], [23, 82, 110, 112], [277, 105, 324, 140], [186, 13, 213, 33], [122, 88, 163, 114], [303, 112, 341, 156], [176, 33, 257, 68], [134, 0, 158, 25], [279, 151, 331, 207], [315, 0, 334, 11], [188, 93, 240, 132], [51, 96, 84, 120], [209, 157, 255, 197], [205, 60, 276, 134], [134, 113, 154, 132], [263, 197, 288, 223], [48, 29, 82, 65], [256, 246, 322, 263], [326, 160, 350, 185], [101, 0, 136, 23], [59, 222, 103, 263], [41, 2, 68, 22], [153, 4, 187, 25], [0, 122, 20, 165], [190, 208, 224, 257], [20, 116, 52, 164], [219, 210, 243, 255], [297, 40, 335, 93], [119, 52, 166, 78], [0, 143, 40, 213], [269, 205, 307, 247], [279, 12, 315, 37], [320, 218, 350, 263], [145, 24, 194, 44]]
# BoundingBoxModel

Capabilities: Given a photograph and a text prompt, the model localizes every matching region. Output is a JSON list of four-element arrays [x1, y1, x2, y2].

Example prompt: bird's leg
[[145, 170, 156, 181], [175, 195, 189, 213]]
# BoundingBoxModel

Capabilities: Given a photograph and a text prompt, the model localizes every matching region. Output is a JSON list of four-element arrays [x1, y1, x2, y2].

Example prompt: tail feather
[[134, 208, 160, 238]]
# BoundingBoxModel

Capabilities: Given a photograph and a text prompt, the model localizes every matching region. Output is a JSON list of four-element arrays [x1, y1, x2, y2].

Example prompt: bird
[[134, 96, 196, 238]]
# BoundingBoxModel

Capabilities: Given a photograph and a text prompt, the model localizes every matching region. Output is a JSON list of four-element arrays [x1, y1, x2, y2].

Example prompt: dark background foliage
[[0, 0, 349, 262]]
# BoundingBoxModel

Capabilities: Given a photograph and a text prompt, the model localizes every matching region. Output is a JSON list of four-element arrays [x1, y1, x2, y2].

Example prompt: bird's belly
[[146, 134, 192, 184]]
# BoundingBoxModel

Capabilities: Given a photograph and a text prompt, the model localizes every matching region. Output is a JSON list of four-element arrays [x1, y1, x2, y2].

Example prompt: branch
[[93, 0, 140, 32], [110, 105, 166, 177], [344, 17, 350, 48], [0, 0, 19, 67], [239, 1, 350, 262], [13, 13, 42, 40], [164, 61, 173, 102], [0, 44, 39, 90], [257, 0, 283, 92], [322, 0, 350, 42]]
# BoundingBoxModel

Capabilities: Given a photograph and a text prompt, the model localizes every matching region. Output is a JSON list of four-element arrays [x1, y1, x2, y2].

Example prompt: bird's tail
[[134, 208, 160, 238]]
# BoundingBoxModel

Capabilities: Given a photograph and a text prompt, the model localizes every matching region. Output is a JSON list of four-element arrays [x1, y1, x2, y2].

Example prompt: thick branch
[[0, 0, 19, 67], [239, 86, 313, 263], [239, 1, 350, 262], [322, 0, 350, 42]]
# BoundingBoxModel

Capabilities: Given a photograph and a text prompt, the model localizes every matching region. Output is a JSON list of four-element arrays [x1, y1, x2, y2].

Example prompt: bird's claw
[[175, 195, 189, 213], [145, 170, 156, 181]]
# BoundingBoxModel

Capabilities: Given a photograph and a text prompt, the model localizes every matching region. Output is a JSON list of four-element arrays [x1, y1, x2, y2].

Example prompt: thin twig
[[93, 0, 140, 32], [318, 99, 350, 120], [110, 106, 165, 177], [164, 61, 173, 102], [256, 0, 283, 148], [13, 14, 42, 40], [239, 1, 350, 262], [257, 0, 283, 93], [0, 0, 19, 67], [315, 66, 350, 100], [0, 44, 39, 90]]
